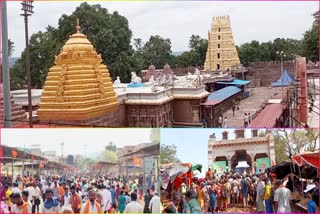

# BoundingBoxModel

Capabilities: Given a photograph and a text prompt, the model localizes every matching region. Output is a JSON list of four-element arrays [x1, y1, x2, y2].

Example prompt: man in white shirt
[[124, 192, 143, 213], [256, 175, 266, 212], [101, 185, 112, 212], [80, 189, 102, 213], [12, 183, 21, 194], [148, 193, 162, 213], [27, 183, 36, 212], [34, 183, 42, 213], [42, 182, 49, 201], [11, 193, 32, 213], [274, 180, 292, 213]]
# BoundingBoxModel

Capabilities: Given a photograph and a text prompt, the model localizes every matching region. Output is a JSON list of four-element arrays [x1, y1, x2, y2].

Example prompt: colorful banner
[[256, 157, 271, 173], [213, 161, 227, 173]]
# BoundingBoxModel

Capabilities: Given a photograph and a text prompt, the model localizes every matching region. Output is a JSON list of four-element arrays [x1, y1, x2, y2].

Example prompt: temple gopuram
[[204, 16, 240, 71]]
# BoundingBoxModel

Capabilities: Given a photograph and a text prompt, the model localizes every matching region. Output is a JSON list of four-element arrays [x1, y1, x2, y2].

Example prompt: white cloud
[[6, 1, 317, 57]]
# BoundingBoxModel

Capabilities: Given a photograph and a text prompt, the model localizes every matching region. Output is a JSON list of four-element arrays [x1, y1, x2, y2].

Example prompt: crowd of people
[[161, 168, 319, 213], [0, 173, 162, 213]]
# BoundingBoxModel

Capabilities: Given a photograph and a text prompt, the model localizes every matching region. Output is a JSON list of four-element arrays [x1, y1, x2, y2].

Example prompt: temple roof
[[38, 19, 118, 122]]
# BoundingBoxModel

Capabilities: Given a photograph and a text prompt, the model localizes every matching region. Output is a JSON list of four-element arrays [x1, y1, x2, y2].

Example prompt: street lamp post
[[276, 51, 286, 93], [2, 1, 12, 127], [21, 0, 34, 128]]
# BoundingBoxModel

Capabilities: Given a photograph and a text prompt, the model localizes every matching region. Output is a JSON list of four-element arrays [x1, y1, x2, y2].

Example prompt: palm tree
[[8, 39, 14, 57]]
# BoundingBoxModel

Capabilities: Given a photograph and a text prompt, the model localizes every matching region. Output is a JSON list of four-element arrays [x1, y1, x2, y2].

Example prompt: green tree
[[105, 142, 117, 152], [160, 144, 180, 164], [173, 51, 199, 67], [274, 132, 288, 164], [302, 11, 319, 62], [237, 38, 303, 66], [274, 129, 318, 164], [258, 130, 266, 137], [99, 150, 118, 162], [11, 2, 134, 88], [8, 39, 14, 57], [305, 129, 319, 152], [189, 35, 208, 66], [142, 35, 172, 68], [10, 27, 60, 89]]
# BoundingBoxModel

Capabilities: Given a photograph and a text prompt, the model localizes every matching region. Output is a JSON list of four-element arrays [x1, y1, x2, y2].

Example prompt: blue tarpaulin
[[207, 86, 242, 101], [271, 69, 294, 87], [217, 79, 251, 85], [128, 83, 145, 88]]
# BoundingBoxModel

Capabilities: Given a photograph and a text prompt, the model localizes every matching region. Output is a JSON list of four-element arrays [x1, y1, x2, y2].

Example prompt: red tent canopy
[[292, 152, 319, 168]]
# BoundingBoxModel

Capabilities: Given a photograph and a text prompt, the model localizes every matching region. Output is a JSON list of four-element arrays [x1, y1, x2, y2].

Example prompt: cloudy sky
[[7, 1, 317, 58], [1, 128, 153, 156]]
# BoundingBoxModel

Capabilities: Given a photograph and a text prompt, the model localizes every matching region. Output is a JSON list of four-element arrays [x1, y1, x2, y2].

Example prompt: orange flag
[[133, 157, 142, 166], [12, 150, 18, 158]]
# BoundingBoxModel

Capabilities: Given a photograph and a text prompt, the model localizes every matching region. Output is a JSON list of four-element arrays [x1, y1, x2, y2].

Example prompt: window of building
[[218, 44, 220, 48], [217, 53, 220, 59], [218, 35, 221, 40], [208, 151, 212, 155], [217, 64, 220, 70], [252, 130, 258, 137], [218, 28, 221, 32], [222, 132, 228, 140]]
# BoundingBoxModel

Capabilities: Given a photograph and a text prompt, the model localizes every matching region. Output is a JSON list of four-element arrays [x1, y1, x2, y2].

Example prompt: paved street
[[223, 87, 276, 127]]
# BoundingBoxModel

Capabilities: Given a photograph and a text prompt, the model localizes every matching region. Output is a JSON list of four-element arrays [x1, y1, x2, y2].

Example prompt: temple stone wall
[[172, 99, 204, 127], [173, 100, 194, 122], [246, 61, 295, 87], [126, 102, 173, 127]]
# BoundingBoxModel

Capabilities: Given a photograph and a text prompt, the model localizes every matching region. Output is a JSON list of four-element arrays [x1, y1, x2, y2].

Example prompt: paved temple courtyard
[[223, 87, 276, 127]]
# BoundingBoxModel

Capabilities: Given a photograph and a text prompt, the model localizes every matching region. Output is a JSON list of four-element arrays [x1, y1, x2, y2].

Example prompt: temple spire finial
[[76, 18, 81, 33]]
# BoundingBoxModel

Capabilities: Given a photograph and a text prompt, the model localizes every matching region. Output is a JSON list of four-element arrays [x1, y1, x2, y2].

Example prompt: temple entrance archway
[[231, 150, 252, 172]]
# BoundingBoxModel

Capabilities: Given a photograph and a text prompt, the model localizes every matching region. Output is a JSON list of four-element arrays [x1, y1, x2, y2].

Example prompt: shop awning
[[202, 86, 242, 106], [292, 152, 319, 168]]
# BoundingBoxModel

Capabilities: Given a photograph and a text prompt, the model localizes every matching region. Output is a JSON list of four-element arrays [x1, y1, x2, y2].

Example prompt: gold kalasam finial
[[76, 18, 81, 33]]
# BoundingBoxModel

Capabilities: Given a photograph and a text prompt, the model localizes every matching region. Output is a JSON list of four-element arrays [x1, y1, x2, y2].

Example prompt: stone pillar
[[268, 134, 276, 166], [126, 160, 129, 179], [192, 105, 200, 122], [250, 154, 256, 174], [227, 156, 231, 172]]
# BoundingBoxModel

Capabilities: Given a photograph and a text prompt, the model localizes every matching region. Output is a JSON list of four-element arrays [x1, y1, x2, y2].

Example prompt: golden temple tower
[[204, 16, 240, 71], [38, 19, 119, 123]]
